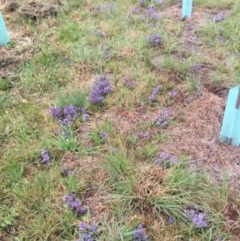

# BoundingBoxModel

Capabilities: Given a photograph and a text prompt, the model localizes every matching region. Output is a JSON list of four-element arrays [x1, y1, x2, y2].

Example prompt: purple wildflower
[[78, 222, 99, 241], [139, 131, 151, 140], [167, 216, 175, 224], [193, 213, 207, 228], [94, 3, 116, 18], [50, 104, 81, 125], [101, 3, 115, 12], [217, 35, 224, 42], [90, 73, 111, 105], [214, 14, 226, 23], [41, 149, 50, 164], [82, 113, 90, 121], [156, 109, 171, 127], [148, 85, 162, 103], [63, 104, 78, 118], [81, 233, 93, 241], [154, 151, 178, 165], [79, 222, 88, 232], [123, 77, 135, 89], [61, 167, 73, 177], [81, 108, 90, 121], [58, 115, 72, 126], [145, 7, 156, 15], [154, 151, 179, 165], [90, 224, 98, 234], [147, 33, 162, 46], [192, 64, 202, 72], [100, 3, 116, 17], [184, 209, 207, 228], [65, 193, 87, 216], [132, 224, 148, 241], [100, 131, 109, 141], [168, 89, 177, 97], [151, 13, 159, 22], [81, 107, 87, 114], [49, 106, 62, 118], [131, 7, 140, 15], [94, 6, 101, 14], [159, 151, 172, 160]]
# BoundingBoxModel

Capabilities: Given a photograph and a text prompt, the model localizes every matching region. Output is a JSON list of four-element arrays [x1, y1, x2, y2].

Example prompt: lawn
[[1, 0, 240, 240]]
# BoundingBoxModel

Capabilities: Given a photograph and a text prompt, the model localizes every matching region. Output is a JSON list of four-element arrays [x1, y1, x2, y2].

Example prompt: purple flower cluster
[[156, 109, 171, 127], [150, 13, 158, 22], [41, 149, 50, 164], [139, 131, 151, 140], [81, 108, 90, 121], [147, 33, 161, 46], [76, 222, 98, 241], [167, 216, 175, 224], [217, 35, 224, 42], [50, 104, 77, 125], [145, 7, 158, 22], [168, 89, 177, 97], [94, 3, 116, 17], [131, 7, 140, 15], [100, 131, 109, 141], [154, 151, 178, 165], [129, 5, 158, 24], [145, 7, 155, 15], [49, 106, 62, 118], [192, 64, 202, 73], [61, 167, 73, 177], [123, 77, 136, 89], [50, 105, 90, 125], [59, 104, 79, 125], [132, 224, 148, 241], [214, 13, 226, 23], [65, 193, 87, 216], [90, 73, 111, 105], [184, 209, 208, 228], [148, 85, 162, 103]]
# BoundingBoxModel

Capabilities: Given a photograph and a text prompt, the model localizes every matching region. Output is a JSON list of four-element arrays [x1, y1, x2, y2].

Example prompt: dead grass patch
[[223, 197, 240, 237], [161, 90, 240, 178], [19, 0, 63, 21], [135, 166, 166, 199]]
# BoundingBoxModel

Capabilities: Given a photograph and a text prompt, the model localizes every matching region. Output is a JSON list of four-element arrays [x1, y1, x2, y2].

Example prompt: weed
[[56, 91, 86, 109], [104, 151, 130, 179], [0, 206, 18, 230], [51, 128, 81, 152]]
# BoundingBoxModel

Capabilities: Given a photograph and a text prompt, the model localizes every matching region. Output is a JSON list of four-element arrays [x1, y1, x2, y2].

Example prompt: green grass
[[1, 0, 240, 240]]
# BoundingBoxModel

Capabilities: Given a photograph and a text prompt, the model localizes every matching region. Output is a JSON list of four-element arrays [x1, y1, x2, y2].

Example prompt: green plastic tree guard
[[182, 0, 193, 18], [220, 86, 240, 146], [0, 12, 11, 45]]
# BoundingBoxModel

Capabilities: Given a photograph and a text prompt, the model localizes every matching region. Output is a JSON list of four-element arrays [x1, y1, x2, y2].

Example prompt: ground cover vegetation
[[1, 0, 240, 240]]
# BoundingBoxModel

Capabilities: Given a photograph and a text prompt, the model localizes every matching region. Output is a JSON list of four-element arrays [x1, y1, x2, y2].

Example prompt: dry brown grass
[[158, 89, 240, 179]]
